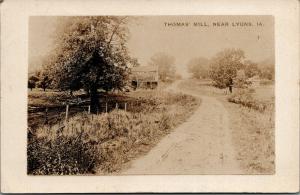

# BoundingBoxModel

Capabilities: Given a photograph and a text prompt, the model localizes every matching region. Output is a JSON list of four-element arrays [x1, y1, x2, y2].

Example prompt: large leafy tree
[[209, 48, 245, 92], [149, 52, 176, 82], [45, 16, 131, 113]]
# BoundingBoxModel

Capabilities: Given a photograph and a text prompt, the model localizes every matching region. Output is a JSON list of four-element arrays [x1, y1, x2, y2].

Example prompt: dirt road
[[121, 80, 243, 174]]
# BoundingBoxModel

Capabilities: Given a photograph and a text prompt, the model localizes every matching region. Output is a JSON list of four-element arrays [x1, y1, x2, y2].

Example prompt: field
[[27, 88, 200, 175], [179, 79, 275, 174]]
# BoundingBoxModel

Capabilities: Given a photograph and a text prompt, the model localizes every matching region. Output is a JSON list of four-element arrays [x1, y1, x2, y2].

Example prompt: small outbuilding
[[130, 65, 159, 90]]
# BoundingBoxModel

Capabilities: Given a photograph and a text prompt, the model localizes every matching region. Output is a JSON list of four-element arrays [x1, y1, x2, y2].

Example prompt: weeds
[[224, 87, 275, 174], [28, 91, 199, 175], [227, 89, 273, 112]]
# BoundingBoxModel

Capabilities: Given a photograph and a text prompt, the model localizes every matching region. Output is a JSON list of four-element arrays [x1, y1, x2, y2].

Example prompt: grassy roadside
[[179, 79, 275, 174], [224, 86, 275, 173], [221, 98, 275, 174], [28, 90, 200, 175]]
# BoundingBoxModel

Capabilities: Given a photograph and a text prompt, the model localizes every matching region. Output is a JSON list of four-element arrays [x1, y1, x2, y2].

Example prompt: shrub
[[28, 133, 98, 175]]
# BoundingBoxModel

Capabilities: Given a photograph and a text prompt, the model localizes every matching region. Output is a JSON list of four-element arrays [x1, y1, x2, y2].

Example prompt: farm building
[[130, 65, 159, 89]]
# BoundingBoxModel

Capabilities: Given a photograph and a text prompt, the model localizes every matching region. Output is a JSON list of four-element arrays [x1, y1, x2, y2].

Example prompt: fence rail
[[28, 101, 133, 130]]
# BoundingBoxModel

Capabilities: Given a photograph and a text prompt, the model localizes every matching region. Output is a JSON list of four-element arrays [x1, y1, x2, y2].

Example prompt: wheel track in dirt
[[121, 80, 243, 174]]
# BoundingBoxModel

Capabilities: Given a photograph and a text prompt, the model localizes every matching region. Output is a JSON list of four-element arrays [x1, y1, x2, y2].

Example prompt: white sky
[[29, 16, 274, 77]]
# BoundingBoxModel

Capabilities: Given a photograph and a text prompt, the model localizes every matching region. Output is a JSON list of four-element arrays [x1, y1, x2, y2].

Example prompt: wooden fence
[[28, 101, 132, 130]]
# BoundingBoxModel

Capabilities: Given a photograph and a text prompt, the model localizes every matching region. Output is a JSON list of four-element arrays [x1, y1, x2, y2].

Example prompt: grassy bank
[[222, 98, 275, 174], [224, 87, 275, 174], [28, 90, 200, 175]]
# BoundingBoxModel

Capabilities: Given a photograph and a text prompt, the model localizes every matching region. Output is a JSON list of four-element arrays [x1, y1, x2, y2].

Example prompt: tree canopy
[[43, 16, 132, 113], [28, 75, 39, 90], [209, 48, 245, 90]]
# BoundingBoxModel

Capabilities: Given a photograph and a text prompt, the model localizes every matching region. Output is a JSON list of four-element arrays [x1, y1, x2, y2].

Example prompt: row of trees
[[187, 48, 274, 92], [28, 71, 50, 91]]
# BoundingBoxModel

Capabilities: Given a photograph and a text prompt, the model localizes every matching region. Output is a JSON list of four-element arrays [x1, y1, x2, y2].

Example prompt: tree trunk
[[90, 87, 99, 114], [43, 87, 46, 92], [229, 85, 232, 93]]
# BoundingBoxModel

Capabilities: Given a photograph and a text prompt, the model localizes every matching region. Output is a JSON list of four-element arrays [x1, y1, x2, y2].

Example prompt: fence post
[[105, 102, 108, 113], [45, 107, 48, 124], [88, 105, 90, 114], [65, 104, 69, 121], [125, 102, 127, 112]]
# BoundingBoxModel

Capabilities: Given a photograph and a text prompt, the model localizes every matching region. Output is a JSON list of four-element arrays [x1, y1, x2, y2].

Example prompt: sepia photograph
[[1, 0, 300, 193], [27, 15, 275, 175]]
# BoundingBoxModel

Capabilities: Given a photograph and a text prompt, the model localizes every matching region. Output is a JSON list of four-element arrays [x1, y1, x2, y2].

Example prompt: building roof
[[131, 65, 157, 72]]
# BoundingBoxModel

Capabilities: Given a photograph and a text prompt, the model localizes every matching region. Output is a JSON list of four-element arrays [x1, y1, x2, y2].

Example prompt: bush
[[28, 133, 98, 175]]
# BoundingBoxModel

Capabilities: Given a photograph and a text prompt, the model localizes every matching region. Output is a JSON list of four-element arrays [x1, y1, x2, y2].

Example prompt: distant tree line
[[187, 48, 275, 92], [28, 71, 51, 91]]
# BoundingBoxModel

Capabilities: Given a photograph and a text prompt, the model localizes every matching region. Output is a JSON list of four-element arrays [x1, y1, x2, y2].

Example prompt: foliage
[[28, 91, 200, 175], [28, 132, 98, 175], [187, 57, 209, 79], [28, 75, 39, 90], [37, 73, 51, 91], [43, 16, 132, 113], [209, 48, 245, 89], [259, 65, 274, 80], [149, 52, 176, 82], [244, 60, 260, 78], [227, 89, 273, 112], [28, 80, 36, 90], [226, 94, 274, 174], [234, 70, 251, 88]]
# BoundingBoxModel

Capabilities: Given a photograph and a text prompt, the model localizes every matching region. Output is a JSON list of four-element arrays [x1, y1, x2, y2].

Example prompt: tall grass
[[227, 89, 274, 112], [28, 91, 200, 175], [225, 88, 275, 174], [227, 102, 275, 174]]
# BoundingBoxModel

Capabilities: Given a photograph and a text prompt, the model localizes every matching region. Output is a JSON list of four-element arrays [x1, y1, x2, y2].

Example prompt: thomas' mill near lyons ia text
[[27, 16, 275, 175]]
